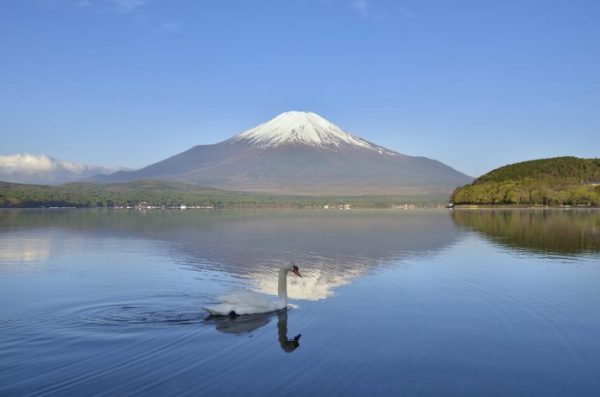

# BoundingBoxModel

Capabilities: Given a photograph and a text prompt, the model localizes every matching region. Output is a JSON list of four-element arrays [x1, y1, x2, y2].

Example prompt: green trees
[[475, 157, 600, 184], [0, 180, 444, 208], [452, 157, 600, 206]]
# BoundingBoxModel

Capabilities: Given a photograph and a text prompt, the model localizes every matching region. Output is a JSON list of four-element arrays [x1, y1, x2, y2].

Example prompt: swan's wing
[[220, 289, 274, 307], [204, 289, 278, 316]]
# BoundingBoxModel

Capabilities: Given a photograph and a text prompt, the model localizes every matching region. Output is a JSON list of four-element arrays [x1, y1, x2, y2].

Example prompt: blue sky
[[1, 0, 599, 176]]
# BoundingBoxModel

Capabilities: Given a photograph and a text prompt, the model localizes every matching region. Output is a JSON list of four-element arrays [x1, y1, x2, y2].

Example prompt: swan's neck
[[277, 268, 289, 309]]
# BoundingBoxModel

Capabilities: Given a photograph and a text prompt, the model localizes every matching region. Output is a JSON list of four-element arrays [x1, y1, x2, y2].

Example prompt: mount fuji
[[93, 111, 472, 195]]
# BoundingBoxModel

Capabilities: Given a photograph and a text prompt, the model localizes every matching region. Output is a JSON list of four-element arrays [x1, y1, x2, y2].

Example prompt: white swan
[[203, 264, 302, 316]]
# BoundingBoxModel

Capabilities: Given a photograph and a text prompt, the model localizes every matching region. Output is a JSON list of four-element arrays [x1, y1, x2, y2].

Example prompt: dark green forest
[[451, 157, 600, 206], [0, 180, 445, 208]]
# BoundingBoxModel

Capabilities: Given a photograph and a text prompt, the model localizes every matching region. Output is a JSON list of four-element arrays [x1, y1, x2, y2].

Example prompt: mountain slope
[[95, 111, 472, 195], [451, 157, 600, 206]]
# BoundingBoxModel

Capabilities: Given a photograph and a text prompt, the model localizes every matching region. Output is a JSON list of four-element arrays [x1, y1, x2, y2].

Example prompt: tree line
[[0, 180, 444, 208], [452, 157, 600, 206]]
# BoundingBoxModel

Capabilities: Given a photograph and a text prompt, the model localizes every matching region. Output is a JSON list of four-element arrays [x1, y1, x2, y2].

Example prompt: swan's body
[[203, 265, 301, 316]]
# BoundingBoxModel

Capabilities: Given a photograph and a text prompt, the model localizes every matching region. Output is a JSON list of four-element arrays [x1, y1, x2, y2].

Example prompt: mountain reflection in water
[[452, 209, 600, 256], [0, 209, 460, 299]]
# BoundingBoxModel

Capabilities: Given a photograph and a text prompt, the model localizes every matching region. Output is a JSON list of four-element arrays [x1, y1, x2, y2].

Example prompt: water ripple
[[70, 302, 207, 327]]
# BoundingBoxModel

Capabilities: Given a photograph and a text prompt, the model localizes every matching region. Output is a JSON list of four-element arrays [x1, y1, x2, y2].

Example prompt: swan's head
[[288, 264, 302, 278]]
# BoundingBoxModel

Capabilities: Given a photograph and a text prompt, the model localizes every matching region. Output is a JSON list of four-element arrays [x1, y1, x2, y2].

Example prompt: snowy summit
[[232, 111, 395, 154]]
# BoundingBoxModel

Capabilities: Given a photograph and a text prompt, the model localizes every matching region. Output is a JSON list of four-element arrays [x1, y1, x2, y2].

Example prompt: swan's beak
[[292, 268, 302, 277]]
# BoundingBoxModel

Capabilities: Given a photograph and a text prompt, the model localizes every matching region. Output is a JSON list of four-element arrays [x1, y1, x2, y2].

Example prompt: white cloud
[[0, 153, 120, 184], [0, 154, 58, 174]]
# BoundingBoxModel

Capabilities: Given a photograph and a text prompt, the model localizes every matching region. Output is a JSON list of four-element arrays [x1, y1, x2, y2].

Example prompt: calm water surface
[[1, 209, 599, 396]]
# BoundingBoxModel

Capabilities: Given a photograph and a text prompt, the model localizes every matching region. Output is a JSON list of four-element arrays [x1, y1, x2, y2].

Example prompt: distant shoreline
[[0, 180, 451, 209], [452, 204, 599, 209], [0, 204, 446, 210]]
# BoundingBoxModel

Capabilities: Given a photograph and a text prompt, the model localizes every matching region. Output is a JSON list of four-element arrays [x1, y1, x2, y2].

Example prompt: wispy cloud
[[64, 0, 180, 32], [113, 0, 146, 13], [350, 0, 369, 19], [73, 0, 93, 8], [68, 0, 146, 13]]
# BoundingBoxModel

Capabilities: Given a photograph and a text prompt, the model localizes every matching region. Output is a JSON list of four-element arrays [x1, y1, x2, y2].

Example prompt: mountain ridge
[[93, 111, 472, 195]]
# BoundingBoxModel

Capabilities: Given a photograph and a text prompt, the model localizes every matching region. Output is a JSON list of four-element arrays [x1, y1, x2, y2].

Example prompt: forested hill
[[0, 180, 446, 208], [451, 157, 600, 206], [474, 157, 600, 184]]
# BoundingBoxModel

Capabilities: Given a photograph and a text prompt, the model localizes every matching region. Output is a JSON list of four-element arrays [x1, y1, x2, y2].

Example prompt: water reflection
[[207, 312, 272, 334], [452, 209, 600, 255], [0, 209, 461, 299], [2, 209, 600, 396], [206, 309, 301, 353], [247, 267, 364, 301], [277, 311, 301, 353], [0, 235, 51, 263]]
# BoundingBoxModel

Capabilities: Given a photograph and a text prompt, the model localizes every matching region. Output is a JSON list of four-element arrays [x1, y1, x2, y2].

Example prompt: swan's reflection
[[277, 310, 301, 353], [206, 309, 301, 353], [208, 312, 271, 334]]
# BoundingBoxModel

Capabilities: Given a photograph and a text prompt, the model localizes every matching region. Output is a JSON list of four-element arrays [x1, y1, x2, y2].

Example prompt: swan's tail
[[202, 307, 222, 316], [203, 307, 240, 318]]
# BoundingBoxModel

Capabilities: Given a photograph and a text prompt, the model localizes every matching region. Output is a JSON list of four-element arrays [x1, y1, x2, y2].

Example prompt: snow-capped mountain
[[94, 111, 472, 195], [231, 111, 395, 155], [0, 153, 120, 185]]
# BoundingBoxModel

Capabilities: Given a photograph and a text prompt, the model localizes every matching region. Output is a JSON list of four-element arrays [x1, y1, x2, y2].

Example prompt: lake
[[1, 209, 599, 396]]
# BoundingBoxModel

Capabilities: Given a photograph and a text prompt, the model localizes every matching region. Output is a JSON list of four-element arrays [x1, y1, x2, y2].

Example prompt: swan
[[203, 264, 302, 316]]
